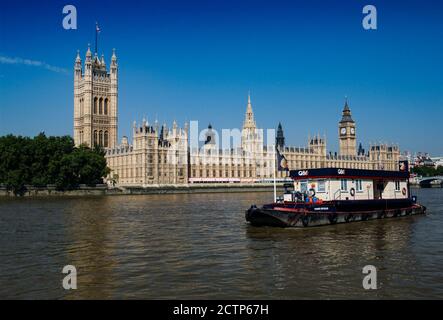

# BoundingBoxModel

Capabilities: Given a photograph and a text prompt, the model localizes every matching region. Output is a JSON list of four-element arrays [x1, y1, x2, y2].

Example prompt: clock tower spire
[[339, 98, 357, 156]]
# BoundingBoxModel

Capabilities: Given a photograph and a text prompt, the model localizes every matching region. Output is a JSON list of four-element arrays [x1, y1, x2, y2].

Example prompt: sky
[[0, 0, 442, 154]]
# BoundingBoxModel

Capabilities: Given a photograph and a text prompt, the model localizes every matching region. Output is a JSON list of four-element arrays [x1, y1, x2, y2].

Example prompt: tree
[[0, 134, 110, 195], [411, 166, 443, 177], [57, 145, 110, 189]]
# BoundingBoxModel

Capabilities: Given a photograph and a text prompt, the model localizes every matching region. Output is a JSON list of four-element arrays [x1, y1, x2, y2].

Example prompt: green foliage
[[0, 133, 110, 195], [411, 166, 443, 177]]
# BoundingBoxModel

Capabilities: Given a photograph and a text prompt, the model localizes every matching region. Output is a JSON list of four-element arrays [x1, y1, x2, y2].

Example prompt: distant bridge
[[417, 176, 443, 187]]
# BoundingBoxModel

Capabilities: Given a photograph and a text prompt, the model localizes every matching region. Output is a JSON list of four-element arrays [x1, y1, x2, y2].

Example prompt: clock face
[[340, 127, 346, 135], [350, 127, 355, 135]]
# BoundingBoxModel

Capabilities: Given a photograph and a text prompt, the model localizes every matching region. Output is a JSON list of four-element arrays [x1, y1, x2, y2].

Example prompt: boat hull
[[245, 203, 426, 228]]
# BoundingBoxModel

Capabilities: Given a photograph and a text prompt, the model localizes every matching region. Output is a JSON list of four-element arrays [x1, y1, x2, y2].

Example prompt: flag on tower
[[95, 22, 101, 54], [276, 147, 289, 172]]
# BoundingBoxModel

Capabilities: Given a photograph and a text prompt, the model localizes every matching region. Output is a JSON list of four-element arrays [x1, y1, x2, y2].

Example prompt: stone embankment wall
[[0, 183, 285, 197]]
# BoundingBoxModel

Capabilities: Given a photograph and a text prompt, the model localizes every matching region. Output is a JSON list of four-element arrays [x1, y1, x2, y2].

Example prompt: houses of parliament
[[73, 47, 400, 186]]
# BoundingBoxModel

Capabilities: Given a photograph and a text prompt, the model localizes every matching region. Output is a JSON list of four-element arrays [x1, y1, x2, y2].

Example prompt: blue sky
[[0, 0, 442, 154]]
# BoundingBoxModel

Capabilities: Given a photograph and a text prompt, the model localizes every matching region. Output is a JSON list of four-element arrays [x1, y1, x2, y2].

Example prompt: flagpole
[[95, 22, 99, 54], [273, 144, 277, 203]]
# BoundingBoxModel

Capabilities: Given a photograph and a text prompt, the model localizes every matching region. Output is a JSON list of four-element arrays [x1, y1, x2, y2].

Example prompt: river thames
[[0, 188, 442, 299]]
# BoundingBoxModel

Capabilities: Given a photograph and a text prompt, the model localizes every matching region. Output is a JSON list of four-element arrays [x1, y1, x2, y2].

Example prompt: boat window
[[318, 180, 326, 193], [341, 179, 348, 191], [356, 179, 363, 191], [395, 181, 400, 191], [300, 180, 308, 193]]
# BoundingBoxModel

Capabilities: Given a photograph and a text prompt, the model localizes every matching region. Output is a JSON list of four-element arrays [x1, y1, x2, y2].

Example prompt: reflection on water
[[0, 189, 442, 299], [64, 198, 118, 299]]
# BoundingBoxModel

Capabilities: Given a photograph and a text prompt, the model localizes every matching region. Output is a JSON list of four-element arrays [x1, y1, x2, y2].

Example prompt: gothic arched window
[[99, 130, 103, 146], [104, 131, 109, 147], [99, 98, 103, 115], [94, 97, 98, 114], [104, 98, 108, 115], [94, 130, 98, 146]]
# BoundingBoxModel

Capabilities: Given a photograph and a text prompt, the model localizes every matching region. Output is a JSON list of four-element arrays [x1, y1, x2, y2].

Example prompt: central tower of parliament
[[73, 48, 400, 186]]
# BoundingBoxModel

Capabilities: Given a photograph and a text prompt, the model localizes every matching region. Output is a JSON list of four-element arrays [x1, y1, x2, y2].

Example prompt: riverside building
[[72, 48, 400, 186]]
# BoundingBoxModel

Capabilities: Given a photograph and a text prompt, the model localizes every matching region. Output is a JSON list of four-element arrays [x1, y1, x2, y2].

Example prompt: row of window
[[94, 130, 109, 148], [192, 169, 255, 178], [93, 97, 109, 115], [300, 179, 364, 193], [78, 97, 110, 115], [300, 181, 328, 193], [341, 179, 401, 192], [117, 167, 185, 179], [300, 179, 402, 193]]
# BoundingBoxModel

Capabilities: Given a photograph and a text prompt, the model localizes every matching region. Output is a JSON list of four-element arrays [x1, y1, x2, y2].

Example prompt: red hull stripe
[[273, 207, 303, 212], [292, 175, 407, 181]]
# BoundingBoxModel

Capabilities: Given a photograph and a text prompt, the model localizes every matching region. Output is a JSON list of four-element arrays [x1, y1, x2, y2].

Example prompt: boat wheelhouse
[[246, 167, 426, 228], [287, 168, 410, 202]]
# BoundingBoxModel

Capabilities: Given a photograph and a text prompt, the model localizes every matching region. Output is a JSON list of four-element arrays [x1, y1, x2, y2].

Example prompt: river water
[[0, 188, 442, 299]]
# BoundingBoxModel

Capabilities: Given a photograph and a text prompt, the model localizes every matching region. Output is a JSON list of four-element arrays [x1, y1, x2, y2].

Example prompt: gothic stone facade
[[73, 46, 118, 148], [189, 94, 275, 182], [105, 120, 188, 186], [188, 96, 400, 184], [72, 49, 400, 186], [280, 99, 399, 172]]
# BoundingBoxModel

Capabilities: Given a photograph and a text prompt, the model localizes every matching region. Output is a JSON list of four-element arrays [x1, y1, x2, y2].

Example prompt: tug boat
[[245, 168, 426, 228]]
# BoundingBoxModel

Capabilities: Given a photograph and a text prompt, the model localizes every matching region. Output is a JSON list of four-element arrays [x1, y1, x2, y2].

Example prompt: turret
[[73, 50, 83, 145], [109, 48, 118, 147], [173, 120, 177, 136], [74, 50, 82, 76], [74, 50, 82, 87], [184, 121, 189, 138], [84, 44, 92, 77], [154, 118, 159, 134], [111, 48, 117, 68], [309, 134, 327, 156]]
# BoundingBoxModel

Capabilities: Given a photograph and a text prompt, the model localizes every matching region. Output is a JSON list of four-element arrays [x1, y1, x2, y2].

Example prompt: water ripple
[[0, 189, 442, 299]]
